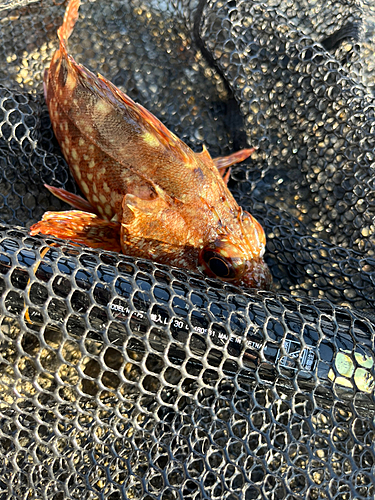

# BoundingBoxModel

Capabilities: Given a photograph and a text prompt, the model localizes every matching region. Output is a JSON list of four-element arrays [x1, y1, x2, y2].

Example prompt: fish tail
[[57, 0, 80, 47]]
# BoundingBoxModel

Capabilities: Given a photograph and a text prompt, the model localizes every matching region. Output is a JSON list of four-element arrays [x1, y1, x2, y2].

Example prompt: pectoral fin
[[213, 148, 256, 171], [30, 210, 122, 252], [197, 146, 256, 185]]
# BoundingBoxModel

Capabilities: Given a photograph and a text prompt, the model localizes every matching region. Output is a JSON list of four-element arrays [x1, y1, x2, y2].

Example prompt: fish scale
[[30, 0, 272, 290]]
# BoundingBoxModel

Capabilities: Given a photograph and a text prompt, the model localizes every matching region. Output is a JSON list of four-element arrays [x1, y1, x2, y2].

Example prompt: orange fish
[[30, 0, 272, 289]]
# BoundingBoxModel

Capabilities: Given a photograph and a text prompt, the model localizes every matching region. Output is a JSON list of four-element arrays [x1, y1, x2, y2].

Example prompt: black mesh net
[[0, 0, 375, 498]]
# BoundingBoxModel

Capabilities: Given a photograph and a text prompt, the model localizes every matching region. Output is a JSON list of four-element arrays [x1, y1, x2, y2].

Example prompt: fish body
[[31, 0, 272, 289]]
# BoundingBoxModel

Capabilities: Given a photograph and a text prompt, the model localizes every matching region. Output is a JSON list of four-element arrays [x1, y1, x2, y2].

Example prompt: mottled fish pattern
[[31, 0, 272, 289]]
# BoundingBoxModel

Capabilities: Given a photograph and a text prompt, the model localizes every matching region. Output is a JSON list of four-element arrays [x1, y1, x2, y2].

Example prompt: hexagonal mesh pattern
[[0, 0, 374, 498]]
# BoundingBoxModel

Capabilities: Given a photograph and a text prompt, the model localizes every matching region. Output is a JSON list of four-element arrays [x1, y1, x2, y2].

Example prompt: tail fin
[[57, 0, 80, 44]]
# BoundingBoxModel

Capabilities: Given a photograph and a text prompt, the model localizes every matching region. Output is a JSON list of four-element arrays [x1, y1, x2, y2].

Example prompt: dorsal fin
[[196, 144, 214, 166], [96, 72, 194, 164]]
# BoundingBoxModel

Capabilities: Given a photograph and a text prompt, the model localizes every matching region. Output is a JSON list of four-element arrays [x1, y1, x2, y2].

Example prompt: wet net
[[0, 0, 375, 498]]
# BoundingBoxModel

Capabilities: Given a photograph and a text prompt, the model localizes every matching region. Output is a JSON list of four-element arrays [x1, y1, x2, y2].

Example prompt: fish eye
[[200, 250, 236, 279], [207, 256, 232, 278], [198, 241, 246, 281]]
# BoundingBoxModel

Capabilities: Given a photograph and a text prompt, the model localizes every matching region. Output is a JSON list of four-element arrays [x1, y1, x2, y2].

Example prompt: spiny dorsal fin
[[196, 144, 214, 166]]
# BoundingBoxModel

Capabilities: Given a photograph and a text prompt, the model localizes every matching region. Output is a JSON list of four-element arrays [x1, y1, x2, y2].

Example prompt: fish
[[30, 0, 272, 290]]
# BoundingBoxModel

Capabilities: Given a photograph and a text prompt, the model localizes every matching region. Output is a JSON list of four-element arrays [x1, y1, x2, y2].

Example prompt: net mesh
[[0, 0, 375, 498]]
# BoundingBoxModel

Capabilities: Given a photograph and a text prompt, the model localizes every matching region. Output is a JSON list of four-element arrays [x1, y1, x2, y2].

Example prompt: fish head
[[198, 210, 272, 289]]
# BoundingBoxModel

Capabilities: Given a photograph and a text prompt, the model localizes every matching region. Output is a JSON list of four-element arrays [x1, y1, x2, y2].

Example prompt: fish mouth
[[239, 257, 273, 290]]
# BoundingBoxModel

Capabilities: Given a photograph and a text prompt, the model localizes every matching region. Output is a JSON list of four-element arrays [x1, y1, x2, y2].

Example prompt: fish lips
[[238, 257, 273, 290]]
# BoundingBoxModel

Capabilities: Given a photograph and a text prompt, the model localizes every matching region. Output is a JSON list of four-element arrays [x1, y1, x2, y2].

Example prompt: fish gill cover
[[0, 0, 374, 498]]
